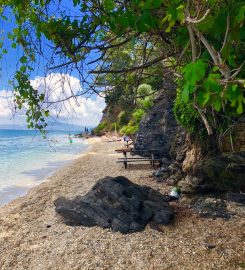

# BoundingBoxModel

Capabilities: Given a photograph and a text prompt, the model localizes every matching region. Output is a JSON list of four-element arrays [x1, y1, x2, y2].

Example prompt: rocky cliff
[[134, 86, 187, 161], [134, 88, 245, 195]]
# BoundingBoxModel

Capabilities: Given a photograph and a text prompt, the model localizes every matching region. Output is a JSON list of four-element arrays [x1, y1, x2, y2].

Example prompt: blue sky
[[0, 2, 106, 128]]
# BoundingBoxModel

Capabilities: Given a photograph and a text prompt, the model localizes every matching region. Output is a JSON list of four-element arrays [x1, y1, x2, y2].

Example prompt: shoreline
[[0, 137, 96, 207], [0, 138, 244, 270]]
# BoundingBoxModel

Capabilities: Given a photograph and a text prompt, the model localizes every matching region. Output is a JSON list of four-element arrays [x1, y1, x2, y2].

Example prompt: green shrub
[[137, 84, 154, 111], [117, 111, 129, 126], [110, 122, 119, 132], [138, 97, 153, 110], [93, 122, 107, 135], [120, 121, 139, 136], [132, 108, 145, 123], [174, 91, 200, 134], [137, 84, 153, 97]]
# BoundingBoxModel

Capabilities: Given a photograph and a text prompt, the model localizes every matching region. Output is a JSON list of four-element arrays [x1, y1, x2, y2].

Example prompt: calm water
[[0, 129, 88, 205]]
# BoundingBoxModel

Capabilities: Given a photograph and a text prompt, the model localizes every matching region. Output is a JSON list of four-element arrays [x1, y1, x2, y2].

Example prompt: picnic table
[[115, 148, 162, 169]]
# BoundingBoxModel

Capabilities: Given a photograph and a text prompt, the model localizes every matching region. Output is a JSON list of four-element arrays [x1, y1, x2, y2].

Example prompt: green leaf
[[237, 101, 243, 114], [20, 56, 28, 63], [176, 4, 185, 23], [214, 99, 221, 111], [103, 0, 115, 10], [165, 21, 175, 32], [237, 95, 244, 114], [144, 0, 163, 9], [20, 66, 27, 72], [212, 66, 219, 72], [44, 110, 49, 117], [182, 84, 189, 103], [183, 60, 208, 86], [204, 74, 222, 93], [226, 85, 241, 100], [197, 91, 205, 106], [235, 5, 245, 24], [203, 92, 210, 105]]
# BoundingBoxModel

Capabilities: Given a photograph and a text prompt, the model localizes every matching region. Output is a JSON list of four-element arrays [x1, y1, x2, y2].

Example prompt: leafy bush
[[110, 122, 119, 132], [174, 91, 200, 134], [93, 122, 107, 135], [117, 111, 129, 126], [138, 97, 153, 110], [137, 84, 153, 97], [132, 109, 145, 123], [120, 121, 139, 136], [137, 84, 154, 111], [119, 109, 145, 136]]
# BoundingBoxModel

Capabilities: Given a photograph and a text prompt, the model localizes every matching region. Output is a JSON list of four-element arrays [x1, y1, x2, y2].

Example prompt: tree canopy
[[0, 0, 244, 137]]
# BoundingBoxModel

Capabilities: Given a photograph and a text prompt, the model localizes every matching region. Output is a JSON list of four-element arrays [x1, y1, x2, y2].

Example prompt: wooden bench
[[115, 148, 162, 169]]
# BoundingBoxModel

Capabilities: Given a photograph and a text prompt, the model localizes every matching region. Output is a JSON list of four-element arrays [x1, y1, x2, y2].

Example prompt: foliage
[[174, 91, 201, 134], [137, 84, 154, 110], [119, 108, 145, 136], [117, 111, 129, 127], [132, 109, 145, 123], [93, 122, 107, 136], [138, 97, 154, 111], [120, 122, 139, 136], [137, 84, 153, 97], [0, 0, 244, 138]]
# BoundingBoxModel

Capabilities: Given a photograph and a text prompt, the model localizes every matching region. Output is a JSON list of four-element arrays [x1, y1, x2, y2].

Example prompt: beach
[[0, 138, 244, 270]]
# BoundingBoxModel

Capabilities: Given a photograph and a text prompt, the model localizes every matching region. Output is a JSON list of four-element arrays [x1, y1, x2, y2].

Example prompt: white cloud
[[0, 90, 24, 126], [0, 73, 106, 128]]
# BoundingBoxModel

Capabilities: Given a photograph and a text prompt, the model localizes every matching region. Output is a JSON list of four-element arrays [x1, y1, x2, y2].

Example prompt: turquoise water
[[0, 129, 88, 205]]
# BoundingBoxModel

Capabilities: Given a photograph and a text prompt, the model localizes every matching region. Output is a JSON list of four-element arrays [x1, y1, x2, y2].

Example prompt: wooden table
[[115, 148, 162, 169]]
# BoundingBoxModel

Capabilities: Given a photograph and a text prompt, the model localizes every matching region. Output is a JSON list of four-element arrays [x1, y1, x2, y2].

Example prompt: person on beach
[[123, 135, 131, 147], [68, 134, 73, 144]]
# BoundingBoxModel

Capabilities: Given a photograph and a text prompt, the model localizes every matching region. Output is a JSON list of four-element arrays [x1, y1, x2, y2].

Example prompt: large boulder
[[54, 176, 174, 233], [179, 152, 245, 194], [192, 197, 231, 219], [221, 122, 245, 152]]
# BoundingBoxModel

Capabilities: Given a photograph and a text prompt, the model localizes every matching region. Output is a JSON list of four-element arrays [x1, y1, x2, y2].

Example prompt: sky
[[0, 2, 106, 129]]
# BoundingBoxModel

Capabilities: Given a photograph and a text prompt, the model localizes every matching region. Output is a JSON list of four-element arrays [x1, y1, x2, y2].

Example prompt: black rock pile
[[54, 176, 174, 233]]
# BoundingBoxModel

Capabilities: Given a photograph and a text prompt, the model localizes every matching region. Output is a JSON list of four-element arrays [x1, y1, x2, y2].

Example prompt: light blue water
[[0, 129, 88, 205]]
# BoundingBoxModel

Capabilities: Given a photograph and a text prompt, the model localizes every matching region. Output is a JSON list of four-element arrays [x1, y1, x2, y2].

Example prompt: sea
[[0, 129, 88, 206]]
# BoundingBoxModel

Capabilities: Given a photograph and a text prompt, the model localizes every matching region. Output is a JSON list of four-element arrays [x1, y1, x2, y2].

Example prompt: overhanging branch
[[89, 54, 173, 74]]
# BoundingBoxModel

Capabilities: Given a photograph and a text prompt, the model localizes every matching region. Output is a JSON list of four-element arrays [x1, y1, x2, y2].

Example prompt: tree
[[0, 0, 244, 140]]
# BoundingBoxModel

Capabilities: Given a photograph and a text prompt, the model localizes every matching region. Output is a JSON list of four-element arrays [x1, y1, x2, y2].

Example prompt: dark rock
[[161, 157, 171, 166], [226, 193, 245, 204], [180, 152, 245, 194], [153, 210, 174, 225], [54, 176, 174, 233], [134, 90, 187, 160], [205, 243, 216, 249], [153, 168, 170, 180], [192, 197, 231, 219]]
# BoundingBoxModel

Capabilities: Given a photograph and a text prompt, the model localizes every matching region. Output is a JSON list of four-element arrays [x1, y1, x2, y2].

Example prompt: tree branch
[[195, 105, 213, 135], [220, 14, 230, 52], [187, 24, 197, 61], [186, 9, 210, 24], [89, 54, 174, 74]]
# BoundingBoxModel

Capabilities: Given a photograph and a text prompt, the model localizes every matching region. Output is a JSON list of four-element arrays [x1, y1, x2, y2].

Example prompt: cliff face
[[93, 105, 122, 135], [134, 88, 245, 194], [134, 90, 187, 160]]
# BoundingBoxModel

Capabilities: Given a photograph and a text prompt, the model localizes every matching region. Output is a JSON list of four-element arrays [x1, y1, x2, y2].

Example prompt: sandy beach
[[0, 138, 244, 270]]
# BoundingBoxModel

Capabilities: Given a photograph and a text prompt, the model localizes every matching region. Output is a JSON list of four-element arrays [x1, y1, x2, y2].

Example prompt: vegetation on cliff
[[0, 0, 244, 144]]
